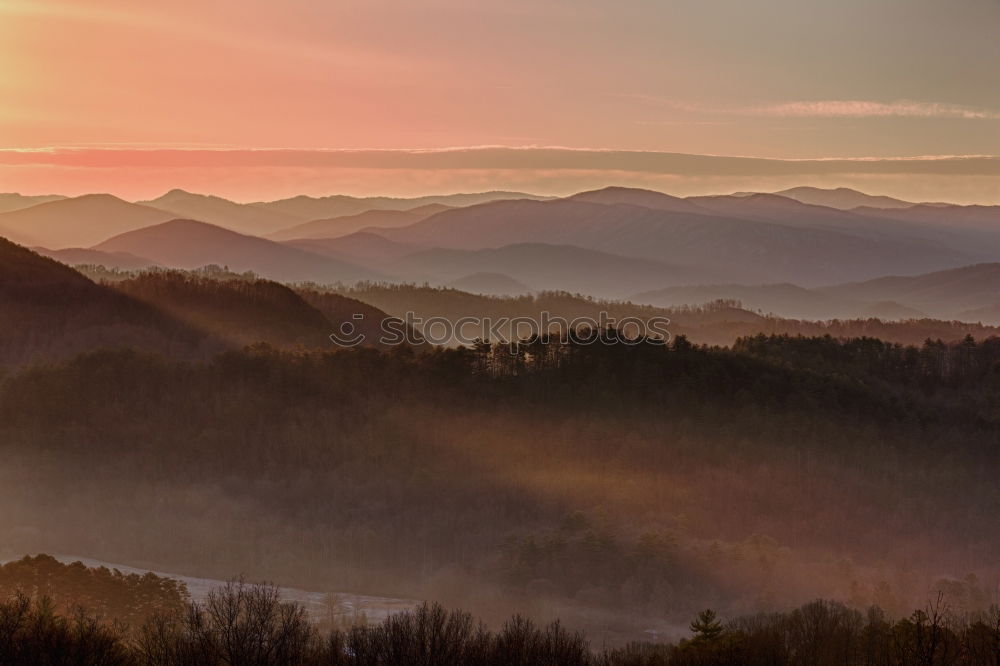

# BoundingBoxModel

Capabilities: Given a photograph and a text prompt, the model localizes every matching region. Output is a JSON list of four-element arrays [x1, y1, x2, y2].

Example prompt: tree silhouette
[[689, 608, 723, 643]]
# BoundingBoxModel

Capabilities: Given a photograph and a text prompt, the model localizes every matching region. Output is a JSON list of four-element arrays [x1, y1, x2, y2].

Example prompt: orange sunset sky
[[1, 0, 999, 202]]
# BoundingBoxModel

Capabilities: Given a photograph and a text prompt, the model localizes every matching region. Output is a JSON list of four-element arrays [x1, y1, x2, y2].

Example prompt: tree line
[[3, 579, 1000, 665]]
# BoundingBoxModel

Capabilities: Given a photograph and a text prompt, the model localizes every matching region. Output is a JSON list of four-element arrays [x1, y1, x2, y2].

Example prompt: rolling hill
[[446, 272, 532, 296], [33, 247, 159, 270], [0, 237, 213, 366], [369, 192, 975, 286], [386, 242, 717, 298], [0, 235, 411, 363], [854, 203, 1000, 233], [337, 281, 999, 347], [282, 232, 419, 264], [956, 304, 1000, 326], [634, 262, 1000, 322], [631, 283, 868, 320], [252, 191, 549, 222], [94, 219, 382, 284], [0, 193, 66, 214], [772, 186, 914, 210], [0, 194, 176, 248], [268, 204, 450, 241], [294, 286, 425, 349], [140, 189, 301, 235], [687, 192, 874, 226], [820, 263, 1000, 318], [568, 185, 708, 214], [114, 272, 395, 349], [681, 192, 999, 257]]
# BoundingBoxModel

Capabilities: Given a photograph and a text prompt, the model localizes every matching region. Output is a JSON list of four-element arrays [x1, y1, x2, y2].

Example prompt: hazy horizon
[[3, 147, 1000, 204], [3, 0, 999, 202]]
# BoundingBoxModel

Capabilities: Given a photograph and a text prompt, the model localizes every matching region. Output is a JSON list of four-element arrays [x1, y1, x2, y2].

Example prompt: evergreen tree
[[689, 608, 723, 643]]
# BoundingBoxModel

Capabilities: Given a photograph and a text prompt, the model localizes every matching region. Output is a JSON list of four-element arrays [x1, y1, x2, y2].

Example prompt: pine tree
[[689, 608, 723, 642]]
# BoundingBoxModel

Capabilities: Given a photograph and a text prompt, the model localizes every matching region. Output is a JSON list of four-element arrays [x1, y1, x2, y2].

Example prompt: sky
[[1, 0, 999, 202]]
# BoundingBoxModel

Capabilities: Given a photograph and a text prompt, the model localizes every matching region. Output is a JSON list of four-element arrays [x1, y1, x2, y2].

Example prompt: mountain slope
[[568, 186, 708, 214], [0, 194, 175, 248], [631, 283, 865, 320], [681, 192, 998, 256], [447, 272, 532, 296], [114, 272, 344, 348], [140, 189, 301, 235], [637, 262, 1000, 322], [821, 263, 1000, 317], [603, 190, 997, 267], [0, 193, 66, 214], [370, 197, 973, 286], [388, 242, 716, 298], [33, 247, 159, 270], [773, 187, 914, 210], [268, 204, 450, 241], [0, 238, 212, 366], [687, 192, 871, 225], [94, 219, 382, 284], [956, 304, 1000, 326], [855, 204, 1000, 233], [294, 287, 425, 349], [283, 232, 419, 263], [252, 191, 549, 221]]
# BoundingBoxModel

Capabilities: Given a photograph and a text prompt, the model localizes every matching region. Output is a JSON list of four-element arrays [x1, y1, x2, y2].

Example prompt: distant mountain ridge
[[140, 189, 301, 235], [632, 283, 866, 320], [820, 263, 1000, 319], [853, 204, 1000, 233], [0, 194, 175, 248], [268, 204, 450, 241], [367, 191, 977, 285], [568, 186, 708, 214], [772, 186, 915, 210], [634, 262, 1000, 323], [251, 190, 551, 221], [33, 247, 159, 270], [94, 219, 382, 284], [446, 272, 532, 296], [386, 242, 717, 298], [4, 185, 1000, 306], [282, 232, 419, 263], [0, 193, 67, 214]]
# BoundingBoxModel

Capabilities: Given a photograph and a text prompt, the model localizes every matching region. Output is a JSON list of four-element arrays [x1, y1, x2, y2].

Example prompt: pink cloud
[[753, 100, 1000, 120]]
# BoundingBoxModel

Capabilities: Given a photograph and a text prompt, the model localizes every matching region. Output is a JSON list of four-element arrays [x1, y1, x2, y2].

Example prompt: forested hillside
[[1, 333, 997, 641], [112, 272, 414, 350], [0, 555, 186, 626], [0, 238, 215, 366], [0, 245, 412, 366], [334, 282, 1000, 346]]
